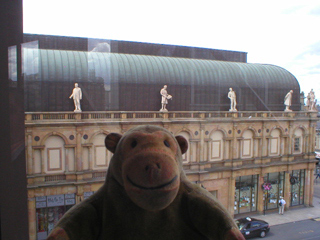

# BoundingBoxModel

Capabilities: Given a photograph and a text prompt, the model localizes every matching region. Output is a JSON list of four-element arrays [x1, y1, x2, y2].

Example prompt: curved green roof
[[23, 49, 299, 89], [23, 49, 300, 111]]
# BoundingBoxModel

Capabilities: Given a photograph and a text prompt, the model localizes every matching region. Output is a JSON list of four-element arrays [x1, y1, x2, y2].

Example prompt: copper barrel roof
[[23, 49, 300, 111], [23, 49, 298, 87]]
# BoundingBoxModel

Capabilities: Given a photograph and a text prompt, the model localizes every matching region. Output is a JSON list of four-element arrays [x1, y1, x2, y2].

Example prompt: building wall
[[25, 111, 318, 240]]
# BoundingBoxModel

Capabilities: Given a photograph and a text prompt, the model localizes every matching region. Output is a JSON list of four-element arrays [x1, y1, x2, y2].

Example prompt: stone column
[[65, 147, 69, 172], [309, 123, 315, 153], [77, 185, 84, 204], [288, 122, 293, 155], [40, 148, 45, 174], [302, 134, 308, 155], [189, 140, 196, 163], [27, 131, 33, 175], [222, 139, 226, 160], [76, 129, 82, 172], [261, 123, 267, 157], [188, 139, 193, 163], [253, 137, 262, 158], [258, 129, 263, 158], [228, 176, 236, 216], [305, 168, 314, 207], [284, 172, 291, 211], [257, 174, 265, 214], [28, 193, 36, 240], [89, 146, 94, 170], [199, 124, 205, 163], [232, 124, 237, 160]]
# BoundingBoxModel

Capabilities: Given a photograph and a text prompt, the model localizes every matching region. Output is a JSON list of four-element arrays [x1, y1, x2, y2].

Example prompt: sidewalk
[[251, 195, 320, 226], [243, 183, 320, 226]]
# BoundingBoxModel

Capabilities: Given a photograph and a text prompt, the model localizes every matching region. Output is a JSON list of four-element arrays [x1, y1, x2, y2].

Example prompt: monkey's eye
[[164, 140, 170, 148], [131, 140, 137, 148]]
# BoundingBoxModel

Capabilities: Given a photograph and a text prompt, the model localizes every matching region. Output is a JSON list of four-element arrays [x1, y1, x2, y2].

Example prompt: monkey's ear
[[175, 135, 188, 155], [105, 133, 122, 153]]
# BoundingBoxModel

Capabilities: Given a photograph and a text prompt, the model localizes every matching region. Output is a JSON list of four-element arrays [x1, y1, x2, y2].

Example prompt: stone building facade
[[25, 111, 318, 240]]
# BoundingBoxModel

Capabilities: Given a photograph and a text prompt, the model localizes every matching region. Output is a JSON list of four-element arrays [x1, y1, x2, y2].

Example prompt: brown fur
[[47, 125, 244, 240]]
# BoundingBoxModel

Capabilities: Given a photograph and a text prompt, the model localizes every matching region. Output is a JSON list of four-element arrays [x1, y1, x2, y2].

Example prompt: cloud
[[281, 5, 305, 14], [309, 5, 320, 15], [91, 43, 111, 53]]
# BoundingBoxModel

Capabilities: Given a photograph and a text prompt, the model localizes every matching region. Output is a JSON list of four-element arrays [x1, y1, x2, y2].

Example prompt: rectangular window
[[270, 138, 279, 155], [294, 138, 300, 152], [211, 140, 221, 159], [47, 148, 62, 171], [242, 139, 252, 157]]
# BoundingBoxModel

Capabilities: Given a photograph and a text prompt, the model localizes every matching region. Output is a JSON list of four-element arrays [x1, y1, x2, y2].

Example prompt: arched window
[[210, 130, 224, 161], [293, 128, 303, 154], [241, 130, 253, 159], [44, 135, 65, 173], [177, 131, 190, 163], [270, 129, 281, 156]]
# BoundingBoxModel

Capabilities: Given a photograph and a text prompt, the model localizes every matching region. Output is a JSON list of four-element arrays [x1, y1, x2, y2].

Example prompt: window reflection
[[8, 45, 18, 85]]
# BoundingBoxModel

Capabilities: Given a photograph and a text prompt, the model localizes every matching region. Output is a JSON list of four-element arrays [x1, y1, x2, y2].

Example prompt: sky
[[23, 0, 320, 102]]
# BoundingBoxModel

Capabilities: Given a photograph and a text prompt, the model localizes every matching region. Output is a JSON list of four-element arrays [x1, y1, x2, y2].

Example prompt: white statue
[[228, 88, 237, 112], [284, 90, 293, 112], [308, 89, 317, 111], [69, 83, 82, 112], [160, 85, 172, 112], [306, 91, 311, 110]]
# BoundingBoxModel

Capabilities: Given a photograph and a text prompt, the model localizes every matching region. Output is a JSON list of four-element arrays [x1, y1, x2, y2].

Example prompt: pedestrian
[[279, 196, 286, 215], [316, 173, 320, 179]]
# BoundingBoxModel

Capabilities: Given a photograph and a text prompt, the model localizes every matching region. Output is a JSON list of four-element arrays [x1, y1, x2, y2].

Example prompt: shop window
[[83, 191, 95, 200], [234, 175, 258, 214], [36, 194, 75, 240], [290, 170, 305, 206], [263, 172, 285, 210]]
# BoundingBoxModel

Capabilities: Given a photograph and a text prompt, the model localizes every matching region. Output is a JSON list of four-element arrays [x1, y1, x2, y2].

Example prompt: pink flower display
[[261, 182, 272, 191]]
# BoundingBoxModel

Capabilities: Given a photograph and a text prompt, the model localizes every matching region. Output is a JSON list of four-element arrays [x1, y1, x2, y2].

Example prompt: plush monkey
[[48, 125, 244, 240]]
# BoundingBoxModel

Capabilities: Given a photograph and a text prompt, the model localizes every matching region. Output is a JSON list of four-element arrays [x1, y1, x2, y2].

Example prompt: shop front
[[234, 175, 258, 214], [262, 172, 285, 211], [36, 194, 75, 240], [290, 169, 305, 206]]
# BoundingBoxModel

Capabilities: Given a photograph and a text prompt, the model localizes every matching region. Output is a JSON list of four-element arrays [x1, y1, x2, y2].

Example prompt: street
[[249, 219, 320, 240]]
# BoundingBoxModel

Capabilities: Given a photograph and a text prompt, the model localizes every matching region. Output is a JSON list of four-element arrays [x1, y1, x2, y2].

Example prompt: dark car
[[236, 217, 270, 238]]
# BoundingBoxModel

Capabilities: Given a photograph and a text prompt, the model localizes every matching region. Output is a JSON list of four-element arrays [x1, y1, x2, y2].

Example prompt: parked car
[[235, 217, 270, 238]]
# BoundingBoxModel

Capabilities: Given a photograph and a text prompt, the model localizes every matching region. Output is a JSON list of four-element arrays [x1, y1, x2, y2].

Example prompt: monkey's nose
[[145, 163, 162, 184], [145, 163, 161, 171]]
